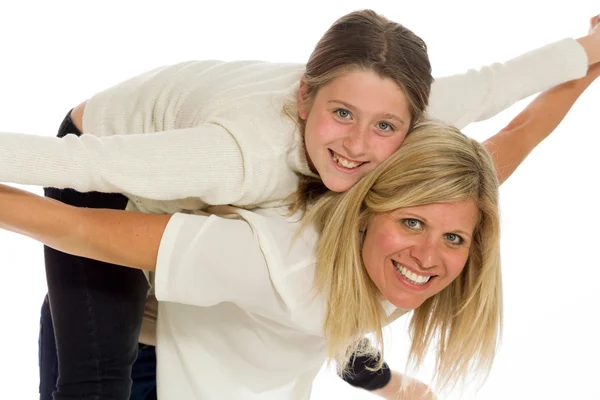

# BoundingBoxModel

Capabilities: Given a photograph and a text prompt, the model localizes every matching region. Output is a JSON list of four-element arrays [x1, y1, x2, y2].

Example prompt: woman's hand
[[589, 15, 600, 36], [372, 370, 437, 400], [587, 15, 600, 79], [578, 14, 600, 66]]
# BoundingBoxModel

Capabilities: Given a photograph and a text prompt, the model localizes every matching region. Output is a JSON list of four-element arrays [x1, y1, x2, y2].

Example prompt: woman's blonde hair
[[303, 120, 502, 391]]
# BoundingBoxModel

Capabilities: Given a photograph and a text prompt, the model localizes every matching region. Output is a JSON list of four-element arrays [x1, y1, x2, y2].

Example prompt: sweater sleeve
[[0, 126, 245, 205], [428, 38, 588, 129]]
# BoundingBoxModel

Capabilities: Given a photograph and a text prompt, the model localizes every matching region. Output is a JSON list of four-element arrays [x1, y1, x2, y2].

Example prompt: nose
[[410, 236, 441, 270], [342, 125, 368, 158]]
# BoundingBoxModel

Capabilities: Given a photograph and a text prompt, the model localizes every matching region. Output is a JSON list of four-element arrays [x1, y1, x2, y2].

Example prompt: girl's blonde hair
[[303, 120, 502, 390]]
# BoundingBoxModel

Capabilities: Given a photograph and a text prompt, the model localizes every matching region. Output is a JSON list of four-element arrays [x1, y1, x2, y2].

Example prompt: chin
[[387, 295, 426, 311], [322, 178, 355, 193]]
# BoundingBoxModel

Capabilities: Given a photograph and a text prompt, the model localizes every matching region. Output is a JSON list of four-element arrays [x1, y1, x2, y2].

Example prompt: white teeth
[[393, 261, 431, 285], [332, 152, 361, 169]]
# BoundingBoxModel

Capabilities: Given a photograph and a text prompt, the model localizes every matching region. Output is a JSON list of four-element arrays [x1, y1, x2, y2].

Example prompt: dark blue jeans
[[39, 296, 158, 400], [38, 112, 149, 400]]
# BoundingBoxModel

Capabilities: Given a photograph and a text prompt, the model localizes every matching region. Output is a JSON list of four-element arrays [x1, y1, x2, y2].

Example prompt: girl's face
[[300, 70, 412, 193], [361, 201, 479, 310]]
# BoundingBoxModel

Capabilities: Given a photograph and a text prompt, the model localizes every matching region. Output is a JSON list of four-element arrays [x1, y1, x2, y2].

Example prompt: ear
[[297, 78, 309, 120]]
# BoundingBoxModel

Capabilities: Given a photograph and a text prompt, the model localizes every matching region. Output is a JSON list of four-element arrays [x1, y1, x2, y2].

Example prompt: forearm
[[0, 126, 244, 204], [484, 65, 598, 184], [371, 371, 436, 400], [428, 38, 588, 129], [0, 184, 168, 270]]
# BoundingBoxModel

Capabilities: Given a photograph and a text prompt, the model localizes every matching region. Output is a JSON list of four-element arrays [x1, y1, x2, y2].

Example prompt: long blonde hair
[[303, 120, 502, 390]]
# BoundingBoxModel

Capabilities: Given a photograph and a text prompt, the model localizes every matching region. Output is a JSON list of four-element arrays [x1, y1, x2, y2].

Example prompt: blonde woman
[[0, 120, 495, 400], [1, 49, 599, 398], [9, 10, 599, 399]]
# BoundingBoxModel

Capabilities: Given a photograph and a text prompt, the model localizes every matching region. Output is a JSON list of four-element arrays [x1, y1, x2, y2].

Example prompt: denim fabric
[[38, 111, 148, 400]]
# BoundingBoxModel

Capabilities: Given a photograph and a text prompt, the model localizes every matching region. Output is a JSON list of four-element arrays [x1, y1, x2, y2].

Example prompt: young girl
[[1, 9, 598, 399]]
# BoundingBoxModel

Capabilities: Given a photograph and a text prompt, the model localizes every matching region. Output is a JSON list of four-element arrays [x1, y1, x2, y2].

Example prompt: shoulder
[[228, 207, 323, 314], [231, 207, 317, 269], [161, 207, 325, 334]]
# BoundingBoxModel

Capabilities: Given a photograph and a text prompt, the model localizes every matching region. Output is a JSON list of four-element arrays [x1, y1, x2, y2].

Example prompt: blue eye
[[377, 121, 394, 131], [445, 233, 464, 245], [402, 218, 422, 230], [335, 109, 351, 119]]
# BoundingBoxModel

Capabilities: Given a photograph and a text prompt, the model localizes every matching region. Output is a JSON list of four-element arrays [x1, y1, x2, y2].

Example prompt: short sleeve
[[154, 212, 285, 313]]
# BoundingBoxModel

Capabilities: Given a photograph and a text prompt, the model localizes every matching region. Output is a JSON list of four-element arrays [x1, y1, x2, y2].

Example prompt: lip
[[391, 260, 435, 291], [328, 149, 367, 174]]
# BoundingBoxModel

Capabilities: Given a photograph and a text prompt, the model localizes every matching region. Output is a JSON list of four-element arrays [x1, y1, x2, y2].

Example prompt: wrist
[[576, 34, 600, 66], [371, 369, 402, 399], [586, 62, 600, 80], [372, 371, 437, 400]]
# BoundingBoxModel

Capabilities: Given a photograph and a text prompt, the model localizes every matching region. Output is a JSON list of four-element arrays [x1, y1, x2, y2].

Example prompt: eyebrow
[[328, 100, 406, 126]]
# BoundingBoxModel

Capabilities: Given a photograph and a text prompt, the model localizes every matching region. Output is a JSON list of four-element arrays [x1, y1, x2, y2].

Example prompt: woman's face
[[361, 200, 479, 310], [299, 69, 412, 193]]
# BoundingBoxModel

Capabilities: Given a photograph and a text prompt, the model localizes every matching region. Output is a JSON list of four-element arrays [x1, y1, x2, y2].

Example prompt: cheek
[[376, 230, 403, 256], [306, 110, 347, 144], [371, 132, 407, 163], [362, 226, 403, 267], [445, 252, 470, 280]]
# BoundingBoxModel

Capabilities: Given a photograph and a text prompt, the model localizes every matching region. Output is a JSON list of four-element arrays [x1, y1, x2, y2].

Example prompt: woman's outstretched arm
[[484, 15, 600, 184], [485, 61, 599, 184], [0, 184, 168, 271]]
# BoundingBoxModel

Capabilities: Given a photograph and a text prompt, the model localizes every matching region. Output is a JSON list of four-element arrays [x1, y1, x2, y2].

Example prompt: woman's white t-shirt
[[154, 207, 331, 399]]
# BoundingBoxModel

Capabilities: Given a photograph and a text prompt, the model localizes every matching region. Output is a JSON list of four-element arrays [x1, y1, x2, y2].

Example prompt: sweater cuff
[[551, 37, 589, 80]]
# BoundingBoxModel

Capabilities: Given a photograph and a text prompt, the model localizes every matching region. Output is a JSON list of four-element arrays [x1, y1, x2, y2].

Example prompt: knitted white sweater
[[0, 38, 587, 214]]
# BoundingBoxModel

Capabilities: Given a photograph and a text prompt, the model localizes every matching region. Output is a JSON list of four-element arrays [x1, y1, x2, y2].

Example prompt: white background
[[0, 1, 598, 399]]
